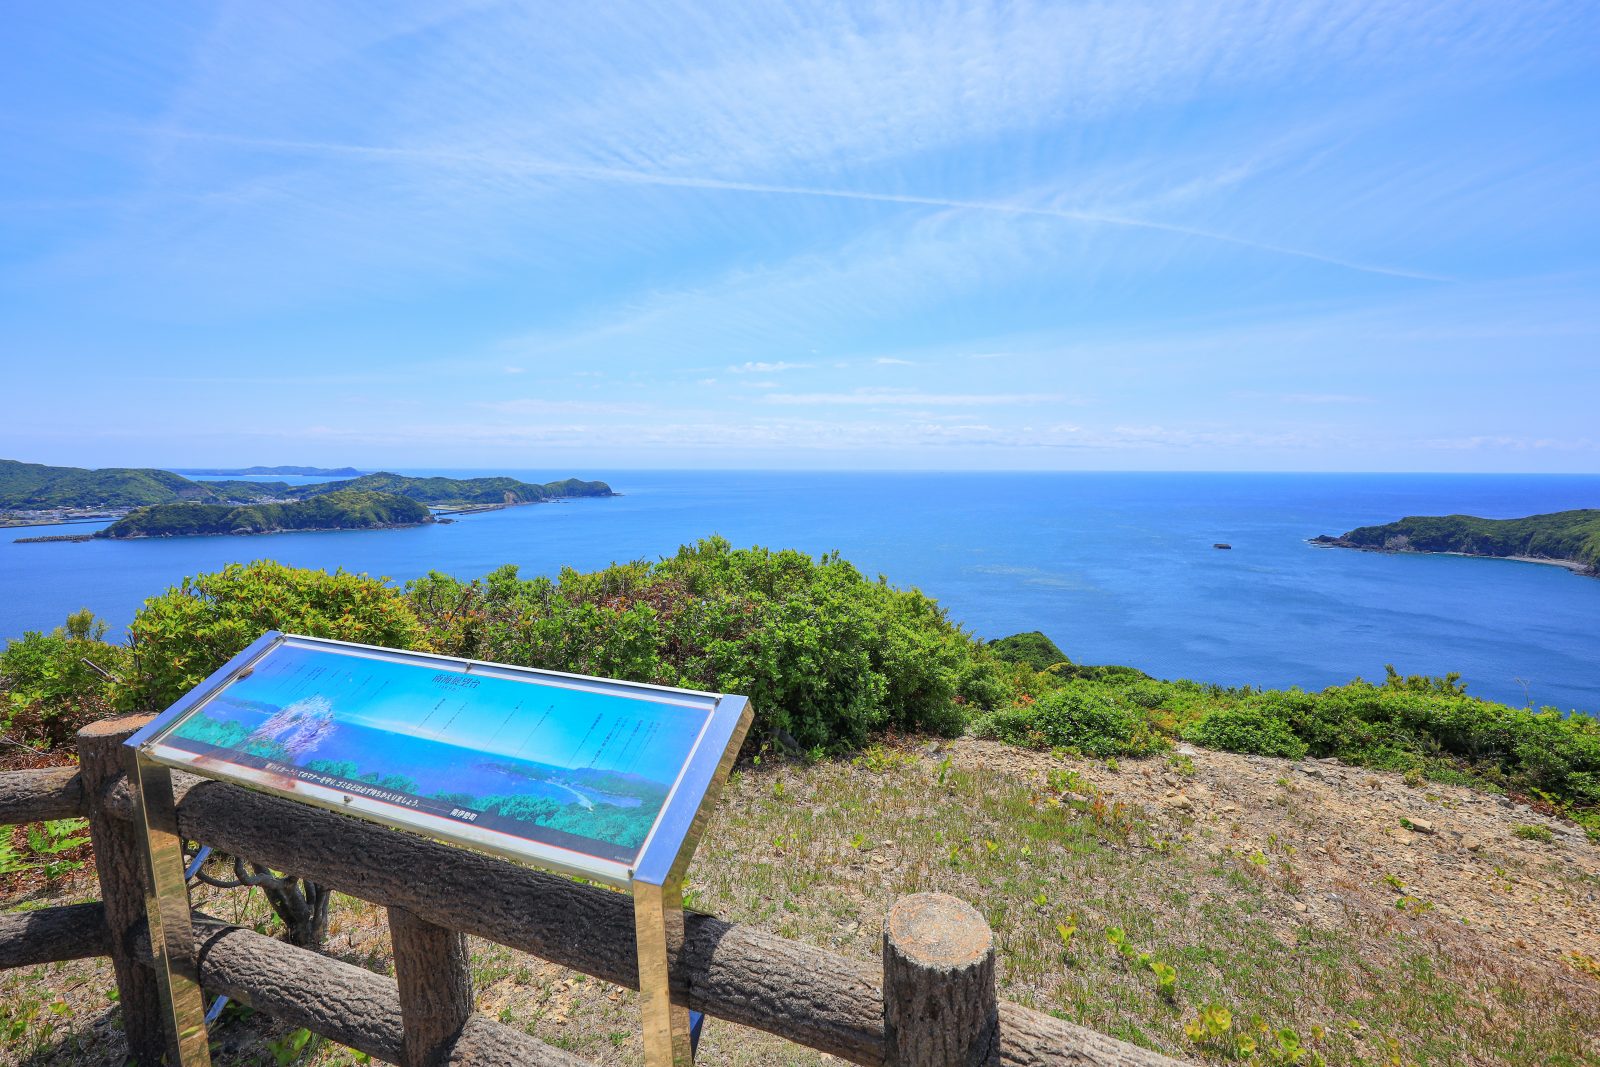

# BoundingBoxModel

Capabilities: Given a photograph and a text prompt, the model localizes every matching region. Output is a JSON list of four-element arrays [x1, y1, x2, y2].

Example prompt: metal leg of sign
[[634, 877, 693, 1066], [126, 749, 213, 1067]]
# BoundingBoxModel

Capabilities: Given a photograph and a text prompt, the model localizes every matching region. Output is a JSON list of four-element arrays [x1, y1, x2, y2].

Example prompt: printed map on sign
[[154, 644, 713, 865]]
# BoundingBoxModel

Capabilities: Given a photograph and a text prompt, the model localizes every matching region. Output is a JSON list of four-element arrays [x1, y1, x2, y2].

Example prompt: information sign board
[[126, 631, 752, 1066]]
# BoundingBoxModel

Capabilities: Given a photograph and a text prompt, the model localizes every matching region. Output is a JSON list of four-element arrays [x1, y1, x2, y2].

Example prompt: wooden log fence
[[0, 714, 1189, 1067]]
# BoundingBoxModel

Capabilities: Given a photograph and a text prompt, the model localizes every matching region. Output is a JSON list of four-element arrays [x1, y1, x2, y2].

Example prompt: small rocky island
[[1312, 508, 1600, 576]]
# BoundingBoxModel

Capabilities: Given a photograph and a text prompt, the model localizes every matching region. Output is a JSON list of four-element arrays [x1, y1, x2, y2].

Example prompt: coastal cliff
[[1313, 509, 1600, 576]]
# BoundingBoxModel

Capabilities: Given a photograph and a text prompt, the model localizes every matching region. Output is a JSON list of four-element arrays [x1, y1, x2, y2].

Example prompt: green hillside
[[96, 490, 433, 538], [1316, 509, 1600, 574], [0, 459, 222, 509]]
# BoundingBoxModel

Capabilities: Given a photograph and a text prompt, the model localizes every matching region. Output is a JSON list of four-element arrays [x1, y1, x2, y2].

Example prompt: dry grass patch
[[5, 740, 1600, 1065]]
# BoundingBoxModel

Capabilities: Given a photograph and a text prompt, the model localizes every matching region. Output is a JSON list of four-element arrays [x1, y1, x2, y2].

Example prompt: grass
[[3, 742, 1598, 1065]]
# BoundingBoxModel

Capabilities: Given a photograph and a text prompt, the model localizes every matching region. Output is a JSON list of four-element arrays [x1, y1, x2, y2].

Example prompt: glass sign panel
[[137, 634, 739, 885]]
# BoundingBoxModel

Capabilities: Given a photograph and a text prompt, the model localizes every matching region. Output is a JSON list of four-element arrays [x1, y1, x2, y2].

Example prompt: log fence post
[[882, 892, 999, 1067], [78, 714, 167, 1066], [388, 906, 475, 1067]]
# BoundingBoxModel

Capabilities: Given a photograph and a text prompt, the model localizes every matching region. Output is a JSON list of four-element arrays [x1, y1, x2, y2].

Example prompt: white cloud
[[764, 388, 1070, 407], [729, 361, 810, 373]]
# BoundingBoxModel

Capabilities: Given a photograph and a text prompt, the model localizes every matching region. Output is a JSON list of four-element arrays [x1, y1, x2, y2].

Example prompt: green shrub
[[974, 681, 1167, 757], [0, 609, 128, 748], [117, 561, 426, 712], [987, 631, 1070, 672], [408, 538, 1003, 752], [1183, 705, 1308, 760]]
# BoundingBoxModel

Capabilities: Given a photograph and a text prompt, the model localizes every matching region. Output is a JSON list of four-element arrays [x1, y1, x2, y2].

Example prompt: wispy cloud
[[140, 128, 1453, 282], [764, 388, 1071, 407], [5, 0, 1597, 470], [729, 361, 810, 373]]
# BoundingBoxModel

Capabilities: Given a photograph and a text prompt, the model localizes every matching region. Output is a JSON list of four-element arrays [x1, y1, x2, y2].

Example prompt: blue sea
[[2, 471, 1597, 713]]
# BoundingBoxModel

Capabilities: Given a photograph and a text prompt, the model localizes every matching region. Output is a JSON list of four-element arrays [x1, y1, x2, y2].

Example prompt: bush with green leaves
[[116, 560, 427, 713], [987, 631, 1071, 672], [973, 681, 1168, 757], [0, 609, 128, 748], [1182, 703, 1309, 760], [407, 537, 1003, 751]]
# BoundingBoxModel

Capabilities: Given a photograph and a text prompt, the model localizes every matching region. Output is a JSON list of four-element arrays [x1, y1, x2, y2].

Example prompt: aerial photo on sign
[[153, 644, 712, 864]]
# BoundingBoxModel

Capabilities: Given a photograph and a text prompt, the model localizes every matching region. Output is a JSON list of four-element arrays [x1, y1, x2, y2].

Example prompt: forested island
[[95, 490, 433, 539], [0, 459, 615, 512], [171, 465, 369, 477], [1313, 509, 1600, 576]]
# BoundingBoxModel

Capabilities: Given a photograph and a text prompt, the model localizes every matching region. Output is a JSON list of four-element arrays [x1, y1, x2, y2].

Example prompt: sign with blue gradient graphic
[[138, 633, 747, 884]]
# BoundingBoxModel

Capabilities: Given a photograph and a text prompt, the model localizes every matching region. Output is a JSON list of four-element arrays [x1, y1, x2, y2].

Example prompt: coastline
[[1310, 538, 1596, 576], [15, 520, 432, 544]]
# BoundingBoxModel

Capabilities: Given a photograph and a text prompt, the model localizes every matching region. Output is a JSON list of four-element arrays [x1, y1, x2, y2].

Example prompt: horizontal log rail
[[0, 901, 109, 969], [0, 727, 1188, 1067], [176, 914, 589, 1067], [0, 766, 86, 824]]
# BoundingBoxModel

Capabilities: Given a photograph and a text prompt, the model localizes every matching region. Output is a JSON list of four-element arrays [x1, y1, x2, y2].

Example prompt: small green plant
[[1046, 767, 1095, 796], [1150, 960, 1178, 1000], [1513, 823, 1554, 843], [1055, 914, 1078, 949], [1105, 926, 1178, 999], [1184, 1003, 1326, 1064], [266, 1027, 316, 1066], [1568, 951, 1600, 979], [936, 755, 953, 785], [855, 743, 913, 773], [1167, 752, 1197, 776], [26, 819, 90, 879], [1184, 1002, 1235, 1049], [0, 836, 26, 877]]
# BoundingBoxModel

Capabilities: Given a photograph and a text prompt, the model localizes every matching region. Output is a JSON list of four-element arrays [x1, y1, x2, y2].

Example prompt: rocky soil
[[956, 736, 1600, 979]]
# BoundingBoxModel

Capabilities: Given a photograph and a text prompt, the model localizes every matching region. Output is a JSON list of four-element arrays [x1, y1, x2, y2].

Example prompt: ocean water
[[2, 470, 1597, 713]]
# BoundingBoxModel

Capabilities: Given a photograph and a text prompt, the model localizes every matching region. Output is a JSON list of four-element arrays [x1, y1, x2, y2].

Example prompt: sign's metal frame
[[125, 631, 752, 1067]]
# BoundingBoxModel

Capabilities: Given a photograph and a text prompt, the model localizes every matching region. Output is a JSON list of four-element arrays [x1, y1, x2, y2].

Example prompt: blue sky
[[2, 1, 1597, 472], [216, 647, 709, 781]]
